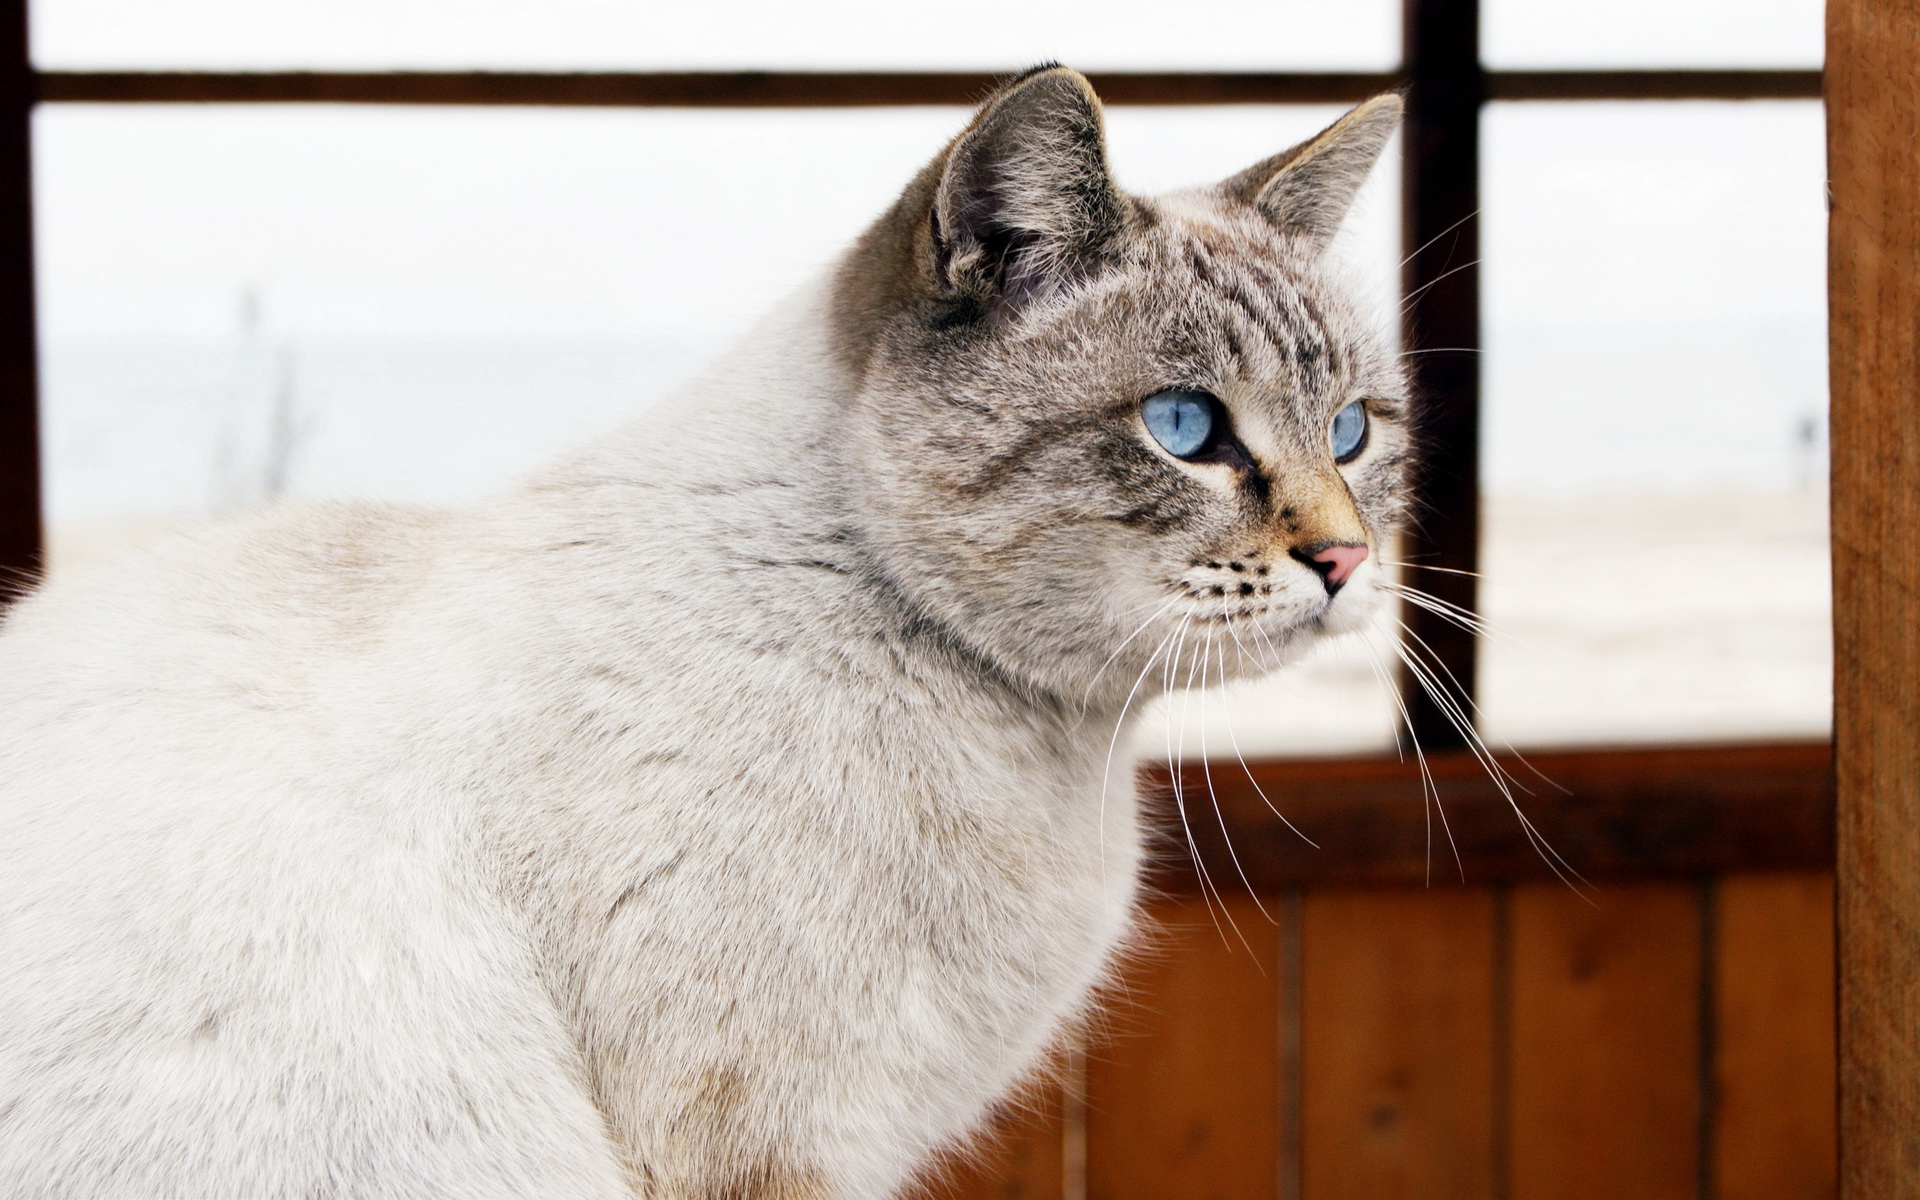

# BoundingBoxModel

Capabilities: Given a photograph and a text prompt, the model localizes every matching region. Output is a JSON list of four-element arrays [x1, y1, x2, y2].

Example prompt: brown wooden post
[[0, 0, 36, 589], [1399, 0, 1484, 750], [1830, 0, 1920, 1192]]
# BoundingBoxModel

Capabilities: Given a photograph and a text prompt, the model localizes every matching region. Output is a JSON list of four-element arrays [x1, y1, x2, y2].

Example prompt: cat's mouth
[[1169, 579, 1341, 630]]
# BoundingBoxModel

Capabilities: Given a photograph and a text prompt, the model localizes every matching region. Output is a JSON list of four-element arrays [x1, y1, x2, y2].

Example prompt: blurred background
[[32, 0, 1829, 756]]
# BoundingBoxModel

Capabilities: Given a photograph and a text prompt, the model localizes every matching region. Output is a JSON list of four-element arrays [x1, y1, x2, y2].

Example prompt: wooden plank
[[1508, 883, 1702, 1200], [1828, 0, 1920, 1194], [32, 70, 1399, 108], [1487, 70, 1821, 101], [1397, 0, 1484, 750], [1086, 895, 1281, 1200], [1713, 873, 1836, 1200], [1149, 741, 1834, 891], [910, 1067, 1067, 1200], [1299, 887, 1496, 1200], [29, 69, 1821, 109], [0, 0, 37, 592]]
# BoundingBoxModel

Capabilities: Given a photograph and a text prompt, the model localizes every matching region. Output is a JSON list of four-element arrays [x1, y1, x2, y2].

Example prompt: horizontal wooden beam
[[1141, 740, 1833, 891], [1487, 69, 1823, 101], [34, 70, 1398, 107], [30, 68, 1821, 109]]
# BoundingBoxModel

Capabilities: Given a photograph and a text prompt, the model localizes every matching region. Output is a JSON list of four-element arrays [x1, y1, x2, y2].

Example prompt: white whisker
[[1397, 207, 1482, 271], [1165, 619, 1249, 949], [1389, 634, 1591, 896], [1078, 591, 1185, 713], [1359, 627, 1457, 884], [1098, 617, 1187, 881], [1216, 604, 1319, 850], [1196, 624, 1276, 926]]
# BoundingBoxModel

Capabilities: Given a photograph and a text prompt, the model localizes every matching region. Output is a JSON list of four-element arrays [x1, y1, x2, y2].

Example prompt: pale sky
[[28, 0, 1823, 71], [25, 1, 1829, 514]]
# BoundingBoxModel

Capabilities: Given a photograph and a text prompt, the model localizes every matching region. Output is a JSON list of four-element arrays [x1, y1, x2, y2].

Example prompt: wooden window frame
[[0, 14, 1833, 873]]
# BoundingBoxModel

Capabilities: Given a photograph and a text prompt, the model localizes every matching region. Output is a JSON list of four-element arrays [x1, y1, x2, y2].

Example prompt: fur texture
[[0, 70, 1408, 1198]]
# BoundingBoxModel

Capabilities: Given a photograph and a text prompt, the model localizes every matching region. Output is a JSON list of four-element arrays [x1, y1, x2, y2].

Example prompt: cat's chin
[[1318, 576, 1386, 638]]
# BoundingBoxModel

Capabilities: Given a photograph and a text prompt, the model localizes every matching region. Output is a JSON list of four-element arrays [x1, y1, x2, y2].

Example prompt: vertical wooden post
[[1830, 0, 1920, 1193], [0, 0, 35, 588], [1399, 0, 1484, 750]]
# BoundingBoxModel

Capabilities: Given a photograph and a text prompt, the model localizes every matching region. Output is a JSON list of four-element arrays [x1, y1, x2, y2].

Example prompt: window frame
[[0, 0, 1831, 879]]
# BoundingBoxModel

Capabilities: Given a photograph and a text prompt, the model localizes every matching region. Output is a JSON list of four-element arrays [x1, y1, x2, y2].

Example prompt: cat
[[0, 67, 1409, 1199]]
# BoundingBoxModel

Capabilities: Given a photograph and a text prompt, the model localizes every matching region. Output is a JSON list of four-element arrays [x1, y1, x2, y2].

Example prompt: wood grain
[[1713, 873, 1836, 1200], [1828, 0, 1920, 1194], [30, 70, 1396, 107], [1149, 741, 1833, 892], [1086, 895, 1281, 1200], [0, 0, 36, 590], [1398, 0, 1484, 750], [1508, 883, 1701, 1200], [1299, 888, 1497, 1200], [27, 69, 1817, 109]]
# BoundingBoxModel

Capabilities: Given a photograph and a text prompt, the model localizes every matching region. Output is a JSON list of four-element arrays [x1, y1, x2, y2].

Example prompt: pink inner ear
[[1312, 543, 1369, 586]]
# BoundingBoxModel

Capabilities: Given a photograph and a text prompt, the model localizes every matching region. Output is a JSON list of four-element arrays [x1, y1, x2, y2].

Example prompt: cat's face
[[832, 69, 1411, 706]]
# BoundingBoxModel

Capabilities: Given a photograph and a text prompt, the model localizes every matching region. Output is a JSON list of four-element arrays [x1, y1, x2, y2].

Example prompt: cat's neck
[[510, 284, 1070, 720]]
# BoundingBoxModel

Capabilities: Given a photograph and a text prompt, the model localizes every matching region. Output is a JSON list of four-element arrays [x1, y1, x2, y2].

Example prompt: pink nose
[[1306, 542, 1369, 592]]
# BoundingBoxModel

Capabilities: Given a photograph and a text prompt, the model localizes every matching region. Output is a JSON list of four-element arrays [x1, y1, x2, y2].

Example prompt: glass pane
[[1479, 101, 1829, 747], [37, 102, 1403, 756], [1484, 0, 1823, 69], [31, 0, 1397, 72]]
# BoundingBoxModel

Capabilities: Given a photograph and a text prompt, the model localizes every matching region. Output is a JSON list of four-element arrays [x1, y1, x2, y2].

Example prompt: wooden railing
[[909, 742, 1836, 1200]]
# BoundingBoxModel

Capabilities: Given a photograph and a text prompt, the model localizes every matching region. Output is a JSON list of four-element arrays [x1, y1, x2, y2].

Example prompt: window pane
[[1479, 101, 1829, 747], [38, 103, 1402, 756], [31, 0, 1397, 71], [1484, 0, 1823, 69]]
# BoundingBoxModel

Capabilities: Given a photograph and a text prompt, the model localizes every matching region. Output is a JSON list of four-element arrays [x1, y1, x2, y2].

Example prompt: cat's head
[[831, 66, 1412, 707]]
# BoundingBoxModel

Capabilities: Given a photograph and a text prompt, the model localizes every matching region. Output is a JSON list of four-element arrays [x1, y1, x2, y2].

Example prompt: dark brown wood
[[0, 0, 36, 591], [33, 70, 1399, 108], [1487, 69, 1822, 102], [1279, 892, 1303, 1200], [1300, 888, 1496, 1199], [29, 69, 1822, 109], [1713, 873, 1837, 1200], [1085, 895, 1281, 1200], [1508, 883, 1702, 1200], [1830, 0, 1920, 1192], [1143, 741, 1835, 891], [1397, 0, 1483, 750]]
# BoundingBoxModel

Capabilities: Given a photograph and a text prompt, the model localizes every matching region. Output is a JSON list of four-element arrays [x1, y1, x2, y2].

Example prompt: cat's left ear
[[931, 66, 1129, 309], [1223, 93, 1402, 252]]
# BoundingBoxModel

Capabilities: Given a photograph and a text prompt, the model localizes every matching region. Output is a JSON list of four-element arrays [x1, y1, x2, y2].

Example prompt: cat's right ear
[[930, 66, 1128, 311], [1223, 93, 1402, 252]]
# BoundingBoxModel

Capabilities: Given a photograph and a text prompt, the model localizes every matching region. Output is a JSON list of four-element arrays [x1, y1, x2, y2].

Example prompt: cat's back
[[3, 500, 444, 703], [0, 502, 446, 888]]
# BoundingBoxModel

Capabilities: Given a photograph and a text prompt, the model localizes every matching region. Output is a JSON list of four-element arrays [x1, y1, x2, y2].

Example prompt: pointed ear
[[932, 66, 1128, 309], [1223, 93, 1402, 251]]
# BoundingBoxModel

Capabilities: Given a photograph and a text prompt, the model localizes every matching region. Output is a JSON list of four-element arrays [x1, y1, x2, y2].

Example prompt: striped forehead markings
[[1183, 253, 1341, 395]]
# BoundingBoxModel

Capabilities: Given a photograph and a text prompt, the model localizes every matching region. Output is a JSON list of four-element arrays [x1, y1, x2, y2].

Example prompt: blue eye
[[1330, 402, 1369, 462], [1141, 390, 1218, 459]]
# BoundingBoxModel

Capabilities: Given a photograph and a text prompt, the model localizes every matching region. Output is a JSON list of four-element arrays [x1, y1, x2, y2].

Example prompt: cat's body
[[0, 70, 1409, 1197]]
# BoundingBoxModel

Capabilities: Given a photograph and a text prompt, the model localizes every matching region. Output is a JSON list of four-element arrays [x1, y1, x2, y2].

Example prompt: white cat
[[0, 67, 1408, 1198]]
